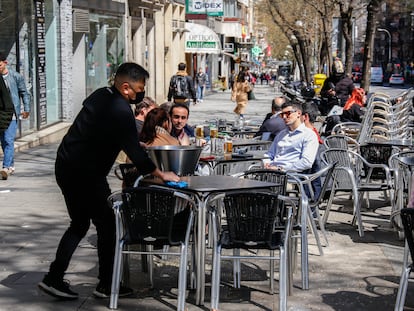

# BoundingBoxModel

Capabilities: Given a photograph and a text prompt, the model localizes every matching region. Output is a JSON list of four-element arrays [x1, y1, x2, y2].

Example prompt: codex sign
[[186, 0, 223, 16]]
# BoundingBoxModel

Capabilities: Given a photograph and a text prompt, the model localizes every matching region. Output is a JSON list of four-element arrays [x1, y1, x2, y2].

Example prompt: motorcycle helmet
[[301, 86, 315, 99]]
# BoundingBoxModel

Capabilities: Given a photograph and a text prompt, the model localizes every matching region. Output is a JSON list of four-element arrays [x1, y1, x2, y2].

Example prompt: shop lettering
[[186, 41, 217, 48], [193, 2, 222, 9], [188, 34, 215, 41]]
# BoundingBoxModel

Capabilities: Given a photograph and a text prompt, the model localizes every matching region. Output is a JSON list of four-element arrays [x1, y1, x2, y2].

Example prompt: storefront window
[[86, 14, 124, 95], [0, 0, 61, 134]]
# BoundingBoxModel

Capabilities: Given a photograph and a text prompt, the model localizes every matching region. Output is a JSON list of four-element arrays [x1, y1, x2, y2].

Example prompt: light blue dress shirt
[[267, 122, 319, 172]]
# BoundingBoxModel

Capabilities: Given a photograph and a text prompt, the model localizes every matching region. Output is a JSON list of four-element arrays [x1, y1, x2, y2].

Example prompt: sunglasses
[[279, 110, 297, 118]]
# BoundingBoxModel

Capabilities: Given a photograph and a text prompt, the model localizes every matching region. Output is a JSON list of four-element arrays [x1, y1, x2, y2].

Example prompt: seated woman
[[340, 87, 366, 123], [140, 108, 179, 147]]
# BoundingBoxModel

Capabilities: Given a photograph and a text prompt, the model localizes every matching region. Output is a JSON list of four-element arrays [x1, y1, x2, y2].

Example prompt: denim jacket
[[3, 69, 31, 116]]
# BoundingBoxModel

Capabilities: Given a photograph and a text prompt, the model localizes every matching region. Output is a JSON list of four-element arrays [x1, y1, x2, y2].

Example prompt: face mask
[[129, 91, 145, 105]]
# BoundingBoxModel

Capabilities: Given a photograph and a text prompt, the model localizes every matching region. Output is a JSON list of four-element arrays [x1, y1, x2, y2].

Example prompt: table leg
[[195, 196, 207, 305]]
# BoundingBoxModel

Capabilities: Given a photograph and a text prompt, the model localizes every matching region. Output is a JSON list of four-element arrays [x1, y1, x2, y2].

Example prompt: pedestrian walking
[[0, 52, 31, 180], [38, 62, 179, 300], [231, 70, 251, 119], [167, 62, 196, 106], [195, 67, 207, 103]]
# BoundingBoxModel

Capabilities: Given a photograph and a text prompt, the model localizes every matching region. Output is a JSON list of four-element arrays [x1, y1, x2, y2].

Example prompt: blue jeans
[[197, 85, 204, 101], [0, 120, 17, 168]]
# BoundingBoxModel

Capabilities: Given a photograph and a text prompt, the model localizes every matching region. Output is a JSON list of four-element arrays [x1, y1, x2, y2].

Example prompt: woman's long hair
[[343, 87, 366, 110], [140, 108, 170, 144]]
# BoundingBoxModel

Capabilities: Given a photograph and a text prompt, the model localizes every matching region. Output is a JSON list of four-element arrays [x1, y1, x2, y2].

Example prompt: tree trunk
[[361, 0, 382, 92]]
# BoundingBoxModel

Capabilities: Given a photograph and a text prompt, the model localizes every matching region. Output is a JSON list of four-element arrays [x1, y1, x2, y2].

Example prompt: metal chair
[[323, 134, 360, 153], [288, 162, 337, 247], [108, 186, 196, 310], [210, 191, 295, 311], [394, 208, 414, 311], [389, 151, 414, 234], [321, 148, 393, 237]]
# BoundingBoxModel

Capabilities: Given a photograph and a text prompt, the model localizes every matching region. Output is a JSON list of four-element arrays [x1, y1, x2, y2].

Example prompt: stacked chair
[[358, 89, 414, 144]]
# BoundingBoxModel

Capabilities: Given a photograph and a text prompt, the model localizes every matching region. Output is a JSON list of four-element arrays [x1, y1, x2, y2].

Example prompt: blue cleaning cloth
[[165, 181, 188, 188]]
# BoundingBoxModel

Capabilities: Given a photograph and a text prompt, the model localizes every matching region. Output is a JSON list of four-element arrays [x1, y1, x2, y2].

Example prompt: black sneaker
[[93, 282, 134, 299], [38, 275, 79, 300]]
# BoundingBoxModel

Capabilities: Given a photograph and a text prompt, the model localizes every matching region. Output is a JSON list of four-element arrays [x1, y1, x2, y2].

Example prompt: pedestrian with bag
[[167, 62, 197, 107], [38, 62, 180, 300]]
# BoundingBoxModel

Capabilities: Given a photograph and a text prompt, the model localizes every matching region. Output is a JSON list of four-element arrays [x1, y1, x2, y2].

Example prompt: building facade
[[0, 0, 251, 141]]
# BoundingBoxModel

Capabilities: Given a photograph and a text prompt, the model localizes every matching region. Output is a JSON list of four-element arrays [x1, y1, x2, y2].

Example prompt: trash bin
[[313, 73, 327, 95]]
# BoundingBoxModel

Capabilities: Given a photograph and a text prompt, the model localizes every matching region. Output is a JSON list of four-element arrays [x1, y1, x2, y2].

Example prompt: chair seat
[[219, 230, 284, 250]]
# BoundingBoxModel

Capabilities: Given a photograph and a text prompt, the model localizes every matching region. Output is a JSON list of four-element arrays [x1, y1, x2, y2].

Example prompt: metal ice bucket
[[147, 145, 203, 176]]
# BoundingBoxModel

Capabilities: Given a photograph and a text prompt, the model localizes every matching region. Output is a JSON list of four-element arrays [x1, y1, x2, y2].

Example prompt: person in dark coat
[[320, 58, 355, 107]]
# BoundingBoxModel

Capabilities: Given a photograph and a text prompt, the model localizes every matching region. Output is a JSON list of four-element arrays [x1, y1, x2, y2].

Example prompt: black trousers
[[49, 161, 115, 286]]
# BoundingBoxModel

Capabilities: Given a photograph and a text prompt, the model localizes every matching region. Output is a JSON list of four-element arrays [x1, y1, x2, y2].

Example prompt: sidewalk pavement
[[0, 84, 413, 311]]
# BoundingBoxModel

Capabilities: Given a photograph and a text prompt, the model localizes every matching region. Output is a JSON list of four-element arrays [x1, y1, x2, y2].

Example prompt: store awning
[[185, 22, 221, 54]]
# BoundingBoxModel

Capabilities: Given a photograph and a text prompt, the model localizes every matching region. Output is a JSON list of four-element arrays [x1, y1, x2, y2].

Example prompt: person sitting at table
[[169, 102, 195, 145], [255, 95, 288, 141], [340, 87, 366, 123], [134, 96, 157, 137], [140, 107, 179, 147], [264, 101, 319, 173]]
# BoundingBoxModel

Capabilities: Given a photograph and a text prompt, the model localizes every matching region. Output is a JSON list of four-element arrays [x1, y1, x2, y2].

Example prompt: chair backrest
[[324, 134, 360, 152], [331, 122, 361, 139], [240, 169, 287, 195], [121, 186, 192, 245], [400, 208, 414, 264], [312, 162, 336, 205], [222, 191, 290, 247], [321, 148, 360, 190]]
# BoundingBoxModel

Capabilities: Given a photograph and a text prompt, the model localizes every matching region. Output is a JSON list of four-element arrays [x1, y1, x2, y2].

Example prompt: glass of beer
[[210, 127, 218, 138], [224, 138, 233, 154], [195, 125, 204, 138]]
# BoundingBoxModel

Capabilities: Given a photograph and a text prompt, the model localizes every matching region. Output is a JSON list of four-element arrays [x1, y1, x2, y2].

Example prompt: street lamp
[[378, 28, 391, 64]]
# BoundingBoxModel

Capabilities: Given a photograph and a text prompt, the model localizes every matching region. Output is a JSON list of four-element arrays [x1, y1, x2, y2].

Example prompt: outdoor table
[[198, 150, 269, 175], [232, 138, 272, 151], [140, 175, 278, 305]]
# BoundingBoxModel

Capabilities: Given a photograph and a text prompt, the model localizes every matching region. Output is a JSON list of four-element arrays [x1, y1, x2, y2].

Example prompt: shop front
[[185, 22, 221, 90]]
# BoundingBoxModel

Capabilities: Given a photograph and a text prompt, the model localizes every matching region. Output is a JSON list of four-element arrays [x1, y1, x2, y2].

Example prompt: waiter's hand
[[21, 112, 30, 119], [160, 171, 180, 182]]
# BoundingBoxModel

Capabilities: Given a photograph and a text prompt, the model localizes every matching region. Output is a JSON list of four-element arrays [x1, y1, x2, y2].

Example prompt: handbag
[[247, 90, 255, 100]]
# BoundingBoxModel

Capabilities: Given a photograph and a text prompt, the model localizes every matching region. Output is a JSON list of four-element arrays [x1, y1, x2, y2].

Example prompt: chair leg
[[147, 245, 154, 287], [315, 205, 329, 246], [321, 187, 336, 226], [394, 266, 411, 311], [211, 245, 222, 311], [177, 244, 187, 311], [269, 250, 274, 294], [233, 249, 241, 288], [354, 191, 364, 237], [279, 247, 287, 311], [307, 207, 324, 256], [109, 241, 124, 309]]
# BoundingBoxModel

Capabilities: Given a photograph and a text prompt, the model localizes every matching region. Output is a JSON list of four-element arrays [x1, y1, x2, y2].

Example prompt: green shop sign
[[186, 41, 217, 48]]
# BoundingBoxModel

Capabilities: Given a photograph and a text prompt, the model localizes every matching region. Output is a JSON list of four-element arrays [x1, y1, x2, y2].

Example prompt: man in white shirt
[[265, 101, 319, 172]]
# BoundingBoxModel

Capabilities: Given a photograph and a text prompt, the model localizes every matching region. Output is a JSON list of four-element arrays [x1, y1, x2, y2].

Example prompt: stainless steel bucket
[[147, 145, 203, 176]]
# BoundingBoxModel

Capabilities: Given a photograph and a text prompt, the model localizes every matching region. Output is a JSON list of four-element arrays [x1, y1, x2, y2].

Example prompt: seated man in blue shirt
[[264, 101, 319, 172]]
